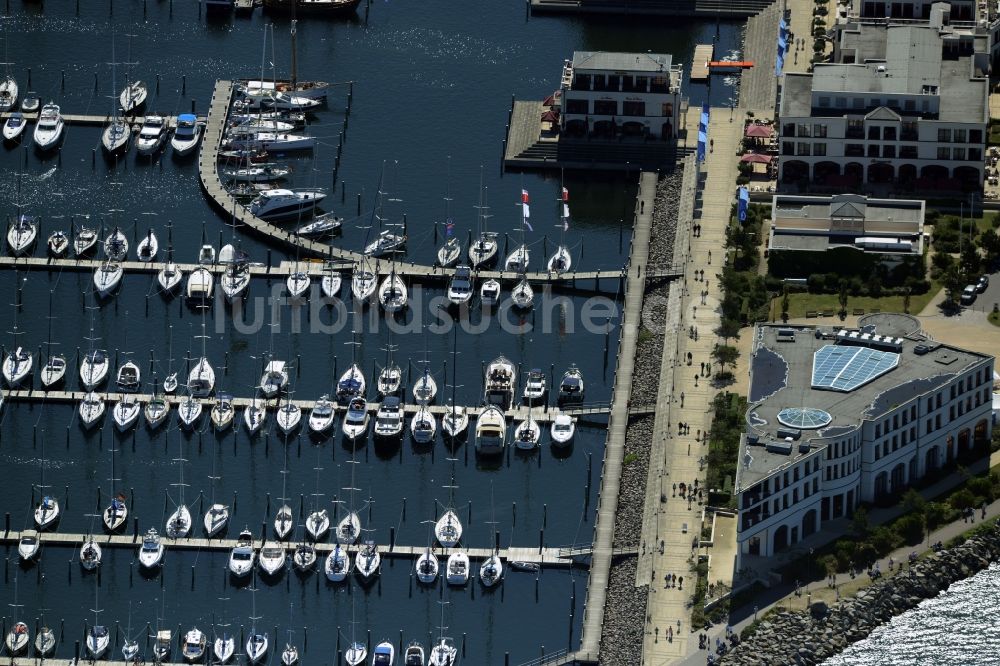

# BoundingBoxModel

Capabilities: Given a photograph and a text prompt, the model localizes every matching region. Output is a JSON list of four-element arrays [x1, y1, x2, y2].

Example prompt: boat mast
[[289, 1, 298, 92]]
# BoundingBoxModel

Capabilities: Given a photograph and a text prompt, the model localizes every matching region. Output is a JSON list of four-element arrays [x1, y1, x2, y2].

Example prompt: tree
[[781, 286, 790, 323], [901, 487, 926, 515], [895, 513, 926, 545], [941, 264, 965, 306], [712, 344, 740, 372], [960, 242, 981, 276], [977, 229, 1000, 264], [837, 280, 849, 316], [903, 287, 911, 314], [924, 502, 951, 530], [950, 488, 977, 511], [715, 318, 741, 341], [852, 506, 870, 538]]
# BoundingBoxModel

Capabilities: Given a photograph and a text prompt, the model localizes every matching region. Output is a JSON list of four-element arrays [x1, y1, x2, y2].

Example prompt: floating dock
[[691, 44, 714, 81], [0, 111, 205, 128]]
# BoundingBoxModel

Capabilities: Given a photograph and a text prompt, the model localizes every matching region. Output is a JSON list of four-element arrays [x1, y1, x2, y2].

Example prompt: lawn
[[772, 282, 941, 320], [990, 311, 1000, 328]]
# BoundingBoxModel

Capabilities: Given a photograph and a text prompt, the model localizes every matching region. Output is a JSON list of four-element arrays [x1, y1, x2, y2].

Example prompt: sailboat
[[468, 168, 498, 267], [0, 30, 17, 112], [377, 326, 401, 397], [351, 257, 377, 303], [435, 473, 463, 548], [47, 228, 69, 256], [428, 603, 457, 666], [79, 392, 106, 430], [324, 542, 350, 582], [212, 600, 236, 664], [378, 268, 407, 313], [412, 338, 437, 405], [80, 346, 109, 389], [145, 393, 170, 429], [505, 187, 531, 271], [34, 432, 59, 530], [120, 606, 139, 662], [211, 393, 236, 430], [6, 213, 36, 256], [178, 394, 203, 429], [344, 600, 366, 664], [479, 486, 504, 588], [410, 405, 437, 445], [102, 41, 130, 155], [119, 34, 147, 113], [305, 463, 330, 541], [363, 164, 407, 257], [415, 524, 439, 584], [513, 412, 541, 450], [80, 531, 102, 571], [40, 296, 66, 387], [336, 457, 362, 544], [188, 316, 216, 396], [337, 327, 366, 403], [102, 444, 129, 531], [276, 393, 301, 434], [74, 223, 99, 256], [165, 439, 192, 538], [548, 186, 572, 272], [321, 261, 342, 297], [204, 451, 230, 537], [292, 538, 317, 573], [2, 346, 32, 387], [104, 226, 129, 260], [441, 404, 468, 439], [274, 450, 294, 540], [137, 229, 158, 262], [93, 260, 124, 298], [5, 583, 28, 655], [245, 393, 267, 436], [245, 587, 269, 665], [85, 582, 110, 659], [436, 161, 461, 266], [35, 624, 56, 657], [355, 540, 381, 581]]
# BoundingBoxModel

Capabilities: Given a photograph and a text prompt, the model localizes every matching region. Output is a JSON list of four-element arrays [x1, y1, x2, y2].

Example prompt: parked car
[[976, 274, 989, 293], [960, 285, 977, 305]]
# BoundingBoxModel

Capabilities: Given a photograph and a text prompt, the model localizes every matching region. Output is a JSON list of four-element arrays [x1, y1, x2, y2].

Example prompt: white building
[[559, 51, 682, 140], [851, 0, 974, 20], [735, 323, 994, 559], [778, 6, 988, 192]]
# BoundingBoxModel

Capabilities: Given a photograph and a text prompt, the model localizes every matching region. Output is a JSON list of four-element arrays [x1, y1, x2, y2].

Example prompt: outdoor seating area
[[739, 117, 779, 190]]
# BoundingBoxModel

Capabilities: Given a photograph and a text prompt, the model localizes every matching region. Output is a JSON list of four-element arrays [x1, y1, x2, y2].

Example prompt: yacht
[[511, 278, 534, 309], [135, 114, 168, 155], [103, 493, 128, 532], [558, 365, 585, 404], [479, 553, 504, 587], [307, 395, 336, 433], [204, 503, 230, 537], [258, 542, 287, 576], [78, 392, 106, 430], [214, 632, 235, 663], [32, 103, 64, 150], [441, 404, 468, 440], [249, 189, 325, 220], [446, 265, 474, 306], [80, 349, 109, 389], [0, 74, 16, 113], [286, 270, 311, 298], [550, 414, 576, 447], [378, 271, 408, 313], [229, 531, 256, 577], [17, 530, 40, 561], [20, 92, 39, 113], [182, 628, 207, 663], [413, 369, 437, 405], [437, 237, 461, 267], [274, 504, 294, 540], [373, 397, 404, 439], [523, 368, 547, 403], [188, 357, 216, 396], [351, 262, 377, 302], [220, 262, 250, 301], [138, 527, 165, 568], [337, 364, 366, 403], [480, 278, 501, 307], [244, 398, 266, 435], [47, 229, 69, 257], [119, 80, 148, 113], [240, 78, 330, 100], [80, 538, 102, 571], [171, 114, 202, 155], [158, 261, 183, 294], [104, 227, 128, 260], [336, 510, 361, 545], [116, 360, 141, 391], [74, 225, 99, 256], [377, 362, 402, 398], [276, 401, 301, 434], [113, 396, 141, 432], [324, 544, 351, 582], [293, 542, 317, 572], [281, 644, 299, 666], [484, 356, 516, 409], [178, 396, 203, 430], [136, 230, 158, 262], [144, 395, 170, 429], [2, 112, 26, 142], [468, 233, 498, 268], [364, 229, 407, 257], [2, 346, 32, 387], [186, 266, 214, 301], [297, 212, 343, 238], [246, 632, 268, 665], [34, 496, 60, 530], [93, 261, 123, 297], [404, 642, 426, 666], [410, 406, 437, 444], [36, 627, 57, 658], [415, 550, 438, 584], [445, 552, 469, 585], [513, 416, 540, 450], [341, 396, 370, 441], [166, 504, 192, 538], [258, 91, 321, 111], [429, 638, 457, 666], [305, 508, 330, 541], [6, 214, 36, 256], [435, 509, 462, 548], [321, 264, 343, 297], [260, 360, 288, 397], [224, 162, 291, 182], [86, 626, 110, 659], [548, 245, 572, 273], [355, 541, 381, 580], [211, 394, 235, 430], [475, 406, 506, 456], [504, 244, 529, 273]]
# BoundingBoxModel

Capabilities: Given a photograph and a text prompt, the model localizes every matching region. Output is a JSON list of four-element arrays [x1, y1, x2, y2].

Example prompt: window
[[573, 74, 592, 90], [813, 124, 828, 138], [953, 147, 966, 161], [847, 119, 864, 138], [565, 99, 588, 114], [853, 98, 865, 109], [868, 126, 881, 140], [622, 101, 645, 116], [835, 97, 847, 109], [970, 148, 982, 162], [938, 128, 952, 142], [783, 123, 796, 137], [954, 129, 967, 143], [970, 129, 983, 143], [887, 98, 900, 109], [921, 99, 930, 112], [870, 98, 881, 108], [868, 144, 880, 157], [797, 143, 811, 156], [902, 122, 918, 140], [797, 123, 812, 137], [819, 96, 831, 107], [904, 99, 916, 111], [813, 143, 827, 156], [782, 141, 795, 156], [883, 145, 896, 158], [938, 147, 951, 160], [883, 126, 896, 141], [593, 100, 617, 115], [845, 143, 864, 157], [900, 145, 917, 159]]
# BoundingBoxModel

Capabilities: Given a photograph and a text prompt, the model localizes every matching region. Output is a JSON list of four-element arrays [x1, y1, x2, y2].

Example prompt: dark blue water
[[0, 1, 742, 662]]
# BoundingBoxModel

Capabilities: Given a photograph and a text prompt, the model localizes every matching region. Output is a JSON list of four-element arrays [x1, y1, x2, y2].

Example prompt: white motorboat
[[199, 244, 216, 264], [337, 364, 366, 403], [116, 360, 141, 391], [171, 114, 202, 155], [135, 115, 168, 155], [86, 625, 110, 659], [188, 357, 216, 396], [336, 511, 361, 545], [286, 270, 311, 297], [104, 227, 128, 260], [324, 544, 351, 582], [20, 92, 39, 113], [223, 162, 291, 182], [341, 396, 370, 441], [511, 278, 534, 309], [246, 632, 268, 665], [410, 406, 436, 444], [437, 237, 461, 267], [475, 405, 506, 456], [307, 395, 336, 433], [80, 538, 102, 571], [138, 527, 165, 568], [156, 261, 184, 294], [113, 396, 141, 432], [35, 626, 57, 657], [441, 403, 468, 440], [178, 396, 203, 429], [305, 508, 330, 541], [276, 401, 301, 434], [372, 642, 394, 666], [429, 638, 457, 666], [2, 111, 26, 142], [119, 80, 148, 113], [297, 213, 343, 238], [33, 103, 64, 150], [74, 226, 99, 256], [274, 504, 294, 540], [548, 245, 572, 273], [244, 399, 266, 435], [281, 644, 299, 666], [2, 346, 32, 387], [355, 541, 381, 580], [321, 265, 343, 297], [78, 392, 106, 429], [558, 364, 585, 404], [185, 266, 214, 301], [34, 495, 59, 530], [373, 397, 403, 439], [204, 503, 230, 537], [480, 278, 501, 306], [233, 117, 297, 133], [211, 394, 235, 430], [446, 552, 470, 585], [182, 628, 207, 663], [414, 549, 440, 584], [413, 369, 437, 405], [249, 188, 326, 220], [102, 117, 130, 155], [214, 633, 235, 664], [404, 642, 425, 666], [166, 504, 192, 538], [479, 553, 504, 587], [484, 356, 516, 409], [260, 360, 288, 397], [364, 229, 407, 257], [0, 74, 16, 112], [292, 542, 316, 572], [80, 349, 109, 389], [504, 244, 529, 273], [47, 229, 69, 257], [258, 542, 287, 576], [446, 265, 473, 306], [93, 261, 123, 297], [144, 395, 169, 429], [136, 230, 158, 262], [351, 262, 377, 302], [7, 214, 37, 256], [220, 263, 250, 301], [523, 368, 547, 403], [231, 109, 306, 126], [435, 510, 462, 548], [17, 530, 40, 561], [103, 493, 128, 532], [378, 271, 408, 313], [513, 416, 540, 450], [550, 414, 576, 447]]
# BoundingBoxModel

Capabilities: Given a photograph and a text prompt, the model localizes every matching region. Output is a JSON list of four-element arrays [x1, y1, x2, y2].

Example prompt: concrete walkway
[[641, 108, 745, 664]]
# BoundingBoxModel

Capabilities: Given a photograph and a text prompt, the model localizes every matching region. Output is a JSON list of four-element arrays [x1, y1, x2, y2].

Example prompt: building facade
[[778, 6, 988, 192], [735, 324, 994, 560], [559, 51, 682, 140]]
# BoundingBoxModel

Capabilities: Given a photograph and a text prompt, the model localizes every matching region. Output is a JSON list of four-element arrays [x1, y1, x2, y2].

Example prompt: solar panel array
[[811, 345, 899, 392], [777, 407, 832, 429]]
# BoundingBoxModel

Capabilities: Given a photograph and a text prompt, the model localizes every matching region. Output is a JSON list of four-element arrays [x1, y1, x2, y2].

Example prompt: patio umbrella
[[740, 153, 773, 164], [745, 124, 774, 138]]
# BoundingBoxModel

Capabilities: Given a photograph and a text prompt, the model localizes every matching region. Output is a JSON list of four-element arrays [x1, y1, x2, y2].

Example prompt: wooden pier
[[691, 44, 714, 81], [0, 111, 205, 129], [0, 529, 573, 566]]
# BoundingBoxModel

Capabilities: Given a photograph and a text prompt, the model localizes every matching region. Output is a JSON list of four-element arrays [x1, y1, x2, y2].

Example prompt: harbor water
[[0, 1, 741, 662]]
